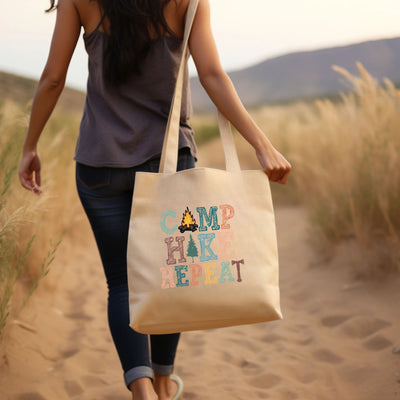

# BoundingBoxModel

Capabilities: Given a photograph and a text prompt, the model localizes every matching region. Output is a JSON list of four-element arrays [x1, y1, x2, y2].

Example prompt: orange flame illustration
[[179, 207, 198, 233]]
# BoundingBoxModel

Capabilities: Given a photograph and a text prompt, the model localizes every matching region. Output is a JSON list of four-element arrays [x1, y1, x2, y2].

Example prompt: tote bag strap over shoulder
[[159, 0, 241, 174], [129, 1, 281, 334]]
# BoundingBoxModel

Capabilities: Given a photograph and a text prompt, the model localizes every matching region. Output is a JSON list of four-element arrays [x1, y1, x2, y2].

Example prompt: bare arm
[[19, 0, 81, 193], [189, 0, 291, 184]]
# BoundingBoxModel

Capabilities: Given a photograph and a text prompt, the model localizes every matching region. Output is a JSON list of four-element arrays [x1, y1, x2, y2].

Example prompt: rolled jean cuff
[[152, 362, 174, 376], [124, 366, 154, 388]]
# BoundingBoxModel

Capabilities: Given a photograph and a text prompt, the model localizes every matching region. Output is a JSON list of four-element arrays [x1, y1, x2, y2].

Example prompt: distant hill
[[190, 37, 400, 110], [3, 37, 400, 113], [0, 71, 85, 114]]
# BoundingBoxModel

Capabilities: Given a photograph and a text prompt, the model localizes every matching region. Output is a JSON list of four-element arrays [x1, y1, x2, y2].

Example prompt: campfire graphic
[[178, 207, 199, 233]]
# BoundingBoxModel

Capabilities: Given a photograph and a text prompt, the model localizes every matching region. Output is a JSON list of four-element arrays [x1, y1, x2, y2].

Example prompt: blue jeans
[[75, 148, 195, 388]]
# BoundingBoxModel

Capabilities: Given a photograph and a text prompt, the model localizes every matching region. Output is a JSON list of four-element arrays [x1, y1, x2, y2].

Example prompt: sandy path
[[1, 205, 399, 399]]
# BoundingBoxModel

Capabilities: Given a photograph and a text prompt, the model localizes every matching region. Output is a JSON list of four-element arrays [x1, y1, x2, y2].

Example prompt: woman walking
[[19, 0, 291, 398]]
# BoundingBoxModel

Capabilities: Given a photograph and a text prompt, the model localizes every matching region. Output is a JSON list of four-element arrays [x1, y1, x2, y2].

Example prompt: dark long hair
[[47, 0, 174, 84], [46, 1, 57, 12]]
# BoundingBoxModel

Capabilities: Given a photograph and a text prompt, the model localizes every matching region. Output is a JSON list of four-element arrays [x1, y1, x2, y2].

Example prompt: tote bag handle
[[159, 0, 241, 174]]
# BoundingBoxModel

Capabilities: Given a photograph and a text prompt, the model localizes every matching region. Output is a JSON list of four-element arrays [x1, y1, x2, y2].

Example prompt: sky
[[1, 0, 400, 91]]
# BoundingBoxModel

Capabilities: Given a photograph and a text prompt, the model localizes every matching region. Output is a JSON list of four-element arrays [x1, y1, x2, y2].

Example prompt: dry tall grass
[[250, 64, 400, 274], [1, 63, 398, 340], [0, 100, 81, 340]]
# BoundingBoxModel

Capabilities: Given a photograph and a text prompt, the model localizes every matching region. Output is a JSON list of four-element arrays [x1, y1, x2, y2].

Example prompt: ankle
[[153, 374, 173, 399], [129, 377, 158, 400]]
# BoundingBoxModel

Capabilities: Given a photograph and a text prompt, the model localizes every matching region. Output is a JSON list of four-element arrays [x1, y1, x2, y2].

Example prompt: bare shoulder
[[52, 0, 82, 25], [176, 0, 207, 13], [70, 0, 98, 15], [70, 0, 88, 9], [70, 0, 102, 33], [174, 0, 190, 13], [164, 0, 190, 38], [55, 0, 75, 10], [165, 0, 189, 19]]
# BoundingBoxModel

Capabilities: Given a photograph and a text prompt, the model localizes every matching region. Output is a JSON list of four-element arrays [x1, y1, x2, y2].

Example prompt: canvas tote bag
[[127, 0, 282, 334]]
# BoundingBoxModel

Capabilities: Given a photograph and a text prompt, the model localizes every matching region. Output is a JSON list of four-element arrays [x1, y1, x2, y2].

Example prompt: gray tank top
[[74, 27, 197, 167]]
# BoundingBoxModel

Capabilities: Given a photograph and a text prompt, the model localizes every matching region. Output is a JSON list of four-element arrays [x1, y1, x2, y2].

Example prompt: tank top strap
[[93, 11, 107, 34]]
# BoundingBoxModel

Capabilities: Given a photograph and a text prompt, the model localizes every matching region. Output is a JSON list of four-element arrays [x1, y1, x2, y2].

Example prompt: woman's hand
[[19, 150, 42, 194], [17, 0, 81, 196], [256, 142, 291, 185]]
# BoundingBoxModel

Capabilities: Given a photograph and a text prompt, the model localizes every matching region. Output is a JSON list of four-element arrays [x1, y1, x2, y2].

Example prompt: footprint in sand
[[339, 316, 391, 339], [240, 359, 260, 376], [221, 350, 233, 363], [248, 373, 282, 389], [261, 333, 282, 343], [295, 336, 314, 346], [363, 334, 393, 351], [60, 347, 80, 359], [64, 380, 84, 397], [180, 391, 201, 400], [312, 348, 344, 364], [16, 393, 46, 400], [255, 390, 271, 399], [320, 314, 352, 327]]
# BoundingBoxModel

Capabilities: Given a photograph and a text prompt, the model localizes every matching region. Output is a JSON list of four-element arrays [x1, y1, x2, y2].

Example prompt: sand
[[1, 205, 399, 400]]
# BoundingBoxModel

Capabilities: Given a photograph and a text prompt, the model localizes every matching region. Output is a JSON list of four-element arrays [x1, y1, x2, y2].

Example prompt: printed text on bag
[[159, 205, 245, 288]]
